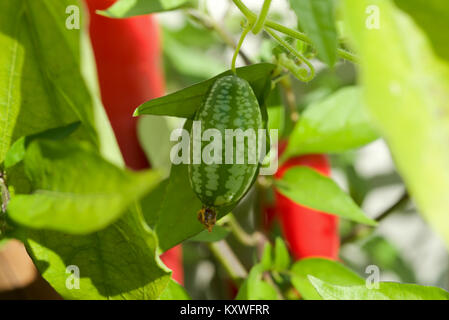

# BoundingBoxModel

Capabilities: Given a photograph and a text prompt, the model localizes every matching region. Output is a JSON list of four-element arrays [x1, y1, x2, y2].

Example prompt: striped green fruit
[[189, 75, 263, 231]]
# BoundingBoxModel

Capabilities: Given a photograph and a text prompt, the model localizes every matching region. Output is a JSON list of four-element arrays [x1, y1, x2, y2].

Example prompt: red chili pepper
[[270, 142, 339, 260], [85, 0, 183, 284]]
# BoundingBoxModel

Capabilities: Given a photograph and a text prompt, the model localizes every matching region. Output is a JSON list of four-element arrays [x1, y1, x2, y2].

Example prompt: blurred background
[[1, 0, 448, 299]]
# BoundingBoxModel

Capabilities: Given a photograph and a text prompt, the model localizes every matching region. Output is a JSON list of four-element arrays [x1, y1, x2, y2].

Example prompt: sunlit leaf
[[275, 167, 376, 225], [289, 0, 338, 66], [291, 258, 364, 300], [309, 276, 449, 300], [284, 87, 379, 157], [8, 140, 160, 234]]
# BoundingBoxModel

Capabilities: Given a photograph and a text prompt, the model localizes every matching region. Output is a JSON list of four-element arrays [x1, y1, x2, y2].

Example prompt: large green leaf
[[20, 209, 171, 300], [4, 122, 80, 169], [343, 0, 449, 249], [7, 140, 160, 234], [0, 3, 23, 164], [98, 0, 191, 18], [309, 276, 449, 300], [133, 63, 276, 119], [275, 167, 376, 225], [288, 0, 338, 66], [284, 87, 379, 157], [290, 258, 365, 300], [0, 0, 97, 162], [394, 0, 449, 63]]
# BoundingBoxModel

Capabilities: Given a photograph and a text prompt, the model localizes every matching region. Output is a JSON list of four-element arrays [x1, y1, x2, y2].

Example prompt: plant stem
[[252, 0, 272, 34], [186, 9, 252, 65], [232, 0, 256, 23], [223, 214, 263, 246], [208, 240, 248, 283], [341, 192, 410, 245], [265, 28, 315, 82], [231, 0, 358, 63], [232, 23, 252, 73], [375, 192, 410, 222], [279, 76, 299, 123], [0, 172, 10, 214]]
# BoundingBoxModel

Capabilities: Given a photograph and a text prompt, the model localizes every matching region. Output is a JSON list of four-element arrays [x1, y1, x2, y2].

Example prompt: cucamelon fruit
[[189, 75, 263, 231]]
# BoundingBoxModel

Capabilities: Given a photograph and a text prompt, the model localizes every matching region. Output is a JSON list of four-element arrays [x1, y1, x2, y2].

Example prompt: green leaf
[[142, 121, 235, 251], [189, 225, 230, 243], [159, 280, 190, 300], [98, 0, 191, 18], [20, 209, 171, 300], [275, 167, 377, 226], [343, 0, 449, 249], [288, 0, 338, 66], [290, 258, 365, 300], [261, 242, 273, 271], [273, 237, 290, 271], [394, 0, 449, 63], [0, 0, 98, 159], [284, 87, 379, 157], [133, 63, 276, 119], [4, 122, 80, 169], [309, 276, 449, 300], [7, 140, 160, 234], [235, 264, 278, 300]]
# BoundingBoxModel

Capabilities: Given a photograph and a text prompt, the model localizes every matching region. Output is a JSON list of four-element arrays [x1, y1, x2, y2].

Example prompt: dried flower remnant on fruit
[[198, 206, 217, 232]]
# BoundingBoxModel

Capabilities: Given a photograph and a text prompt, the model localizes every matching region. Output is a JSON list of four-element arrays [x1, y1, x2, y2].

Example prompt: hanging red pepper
[[269, 142, 339, 260], [84, 0, 183, 284]]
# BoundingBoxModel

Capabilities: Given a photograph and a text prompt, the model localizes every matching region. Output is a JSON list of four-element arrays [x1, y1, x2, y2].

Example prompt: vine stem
[[208, 240, 248, 283], [232, 0, 256, 24], [231, 23, 253, 74], [252, 0, 272, 34], [186, 9, 252, 65], [341, 192, 410, 245], [231, 0, 358, 63], [0, 172, 10, 214], [265, 28, 315, 82], [221, 214, 264, 247]]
